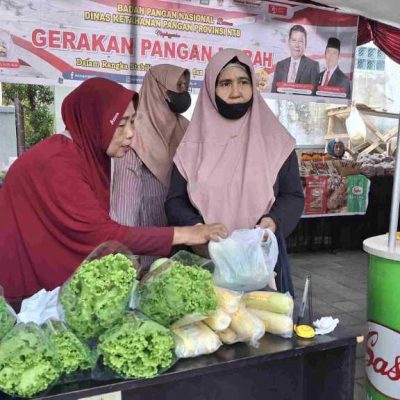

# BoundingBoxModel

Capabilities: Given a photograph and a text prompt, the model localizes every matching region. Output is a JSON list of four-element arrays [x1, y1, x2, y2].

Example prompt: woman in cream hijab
[[166, 49, 304, 295], [111, 64, 193, 268]]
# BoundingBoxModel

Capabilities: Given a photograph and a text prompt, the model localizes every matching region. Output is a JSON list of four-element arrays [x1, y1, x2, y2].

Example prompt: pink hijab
[[174, 49, 296, 233], [130, 64, 190, 187]]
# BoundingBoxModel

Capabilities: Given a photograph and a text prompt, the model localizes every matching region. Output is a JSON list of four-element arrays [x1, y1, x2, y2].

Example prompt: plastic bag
[[43, 319, 97, 381], [172, 321, 222, 358], [138, 261, 217, 327], [95, 312, 175, 379], [209, 228, 279, 292], [170, 250, 215, 273], [229, 306, 265, 347], [345, 107, 367, 144], [0, 286, 16, 338], [59, 241, 139, 341], [0, 322, 61, 398], [214, 286, 243, 314]]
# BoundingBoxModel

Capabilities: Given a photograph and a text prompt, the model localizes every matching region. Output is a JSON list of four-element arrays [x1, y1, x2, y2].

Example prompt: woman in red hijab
[[0, 78, 227, 303]]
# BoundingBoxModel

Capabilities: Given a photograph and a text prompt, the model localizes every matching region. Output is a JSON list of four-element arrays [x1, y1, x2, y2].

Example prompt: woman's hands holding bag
[[257, 217, 277, 240], [173, 223, 228, 247]]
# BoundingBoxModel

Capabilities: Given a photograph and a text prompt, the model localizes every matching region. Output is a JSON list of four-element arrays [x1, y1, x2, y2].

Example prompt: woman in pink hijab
[[110, 64, 194, 268], [166, 49, 304, 295]]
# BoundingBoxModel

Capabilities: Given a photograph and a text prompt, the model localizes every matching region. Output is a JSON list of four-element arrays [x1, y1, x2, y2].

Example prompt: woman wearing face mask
[[110, 64, 192, 269], [0, 77, 227, 304], [165, 49, 304, 295]]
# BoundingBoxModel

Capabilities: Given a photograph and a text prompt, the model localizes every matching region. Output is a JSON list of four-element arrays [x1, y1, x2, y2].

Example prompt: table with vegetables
[[0, 247, 357, 400]]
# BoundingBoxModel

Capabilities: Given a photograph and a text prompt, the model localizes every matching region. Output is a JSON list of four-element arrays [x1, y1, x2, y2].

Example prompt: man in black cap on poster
[[319, 37, 352, 99]]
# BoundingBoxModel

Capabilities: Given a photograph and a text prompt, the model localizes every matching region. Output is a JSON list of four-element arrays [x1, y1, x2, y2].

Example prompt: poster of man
[[271, 25, 320, 95], [316, 37, 352, 99]]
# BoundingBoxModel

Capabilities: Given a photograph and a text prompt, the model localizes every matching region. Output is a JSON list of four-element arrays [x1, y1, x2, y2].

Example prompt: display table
[[15, 326, 359, 400]]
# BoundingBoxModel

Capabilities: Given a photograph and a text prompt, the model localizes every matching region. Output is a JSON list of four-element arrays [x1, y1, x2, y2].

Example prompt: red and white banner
[[0, 0, 358, 103]]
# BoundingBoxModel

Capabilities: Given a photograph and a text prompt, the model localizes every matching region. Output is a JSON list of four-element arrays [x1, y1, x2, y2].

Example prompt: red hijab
[[62, 77, 137, 210], [0, 78, 166, 302]]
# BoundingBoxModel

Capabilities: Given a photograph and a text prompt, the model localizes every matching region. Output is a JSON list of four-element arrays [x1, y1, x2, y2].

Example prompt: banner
[[0, 0, 358, 103]]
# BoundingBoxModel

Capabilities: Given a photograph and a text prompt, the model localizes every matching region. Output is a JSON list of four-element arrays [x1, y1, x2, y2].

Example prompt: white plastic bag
[[209, 228, 279, 292], [345, 107, 367, 144]]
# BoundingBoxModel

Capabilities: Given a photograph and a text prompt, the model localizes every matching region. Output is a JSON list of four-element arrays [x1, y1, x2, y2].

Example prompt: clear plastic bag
[[345, 106, 367, 144], [138, 261, 217, 327], [0, 322, 61, 398], [170, 250, 215, 273], [0, 286, 16, 339], [209, 228, 279, 292], [95, 312, 175, 379], [59, 241, 139, 341], [245, 290, 294, 338], [172, 321, 222, 358], [43, 319, 97, 382]]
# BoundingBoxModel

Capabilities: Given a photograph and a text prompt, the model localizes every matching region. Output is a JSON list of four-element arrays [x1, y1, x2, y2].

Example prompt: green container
[[364, 235, 400, 400]]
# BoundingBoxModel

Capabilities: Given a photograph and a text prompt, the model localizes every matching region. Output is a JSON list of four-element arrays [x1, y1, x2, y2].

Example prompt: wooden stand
[[324, 105, 399, 154]]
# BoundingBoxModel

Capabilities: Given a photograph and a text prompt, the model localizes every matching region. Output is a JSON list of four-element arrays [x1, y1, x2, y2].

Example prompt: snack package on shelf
[[0, 322, 61, 398], [43, 319, 97, 381], [96, 313, 175, 379], [59, 241, 138, 341], [172, 321, 222, 358], [304, 175, 328, 215], [0, 286, 16, 339], [138, 261, 217, 327]]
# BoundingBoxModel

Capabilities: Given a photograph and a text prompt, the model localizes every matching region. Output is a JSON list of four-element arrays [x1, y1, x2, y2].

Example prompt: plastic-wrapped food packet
[[95, 312, 175, 379], [244, 291, 294, 338], [172, 321, 222, 358], [0, 286, 16, 338], [138, 261, 217, 327], [0, 322, 61, 398], [43, 319, 97, 381], [59, 241, 139, 341], [214, 286, 243, 314], [209, 228, 278, 292]]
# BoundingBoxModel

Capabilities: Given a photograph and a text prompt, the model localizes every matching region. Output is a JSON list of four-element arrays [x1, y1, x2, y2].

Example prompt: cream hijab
[[174, 49, 296, 233], [130, 64, 190, 187]]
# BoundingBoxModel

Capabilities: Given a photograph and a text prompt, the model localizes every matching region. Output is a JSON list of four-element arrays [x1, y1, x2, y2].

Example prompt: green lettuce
[[138, 262, 217, 326], [60, 253, 137, 340], [44, 320, 96, 375], [98, 313, 174, 378], [0, 297, 15, 338], [0, 322, 61, 397]]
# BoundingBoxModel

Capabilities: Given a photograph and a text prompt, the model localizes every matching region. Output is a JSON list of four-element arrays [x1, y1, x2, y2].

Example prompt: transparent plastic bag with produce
[[95, 312, 175, 380], [209, 228, 278, 292], [43, 319, 97, 382], [0, 322, 62, 398], [138, 261, 218, 327], [0, 286, 16, 339], [59, 241, 139, 341]]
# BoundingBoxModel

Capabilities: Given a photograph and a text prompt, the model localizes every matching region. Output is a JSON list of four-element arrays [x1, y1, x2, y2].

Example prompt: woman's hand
[[257, 217, 277, 240], [173, 224, 228, 246]]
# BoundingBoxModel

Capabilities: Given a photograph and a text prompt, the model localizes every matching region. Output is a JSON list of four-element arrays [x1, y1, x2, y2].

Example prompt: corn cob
[[214, 286, 242, 314], [244, 291, 294, 315], [248, 308, 293, 336]]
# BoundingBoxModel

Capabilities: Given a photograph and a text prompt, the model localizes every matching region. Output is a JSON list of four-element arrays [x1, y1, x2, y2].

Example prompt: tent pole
[[388, 116, 400, 250]]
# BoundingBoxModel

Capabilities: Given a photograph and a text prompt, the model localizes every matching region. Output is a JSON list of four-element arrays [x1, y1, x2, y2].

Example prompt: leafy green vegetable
[[43, 320, 96, 375], [0, 297, 15, 338], [138, 262, 217, 326], [60, 253, 137, 340], [0, 322, 61, 397], [98, 313, 174, 379]]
